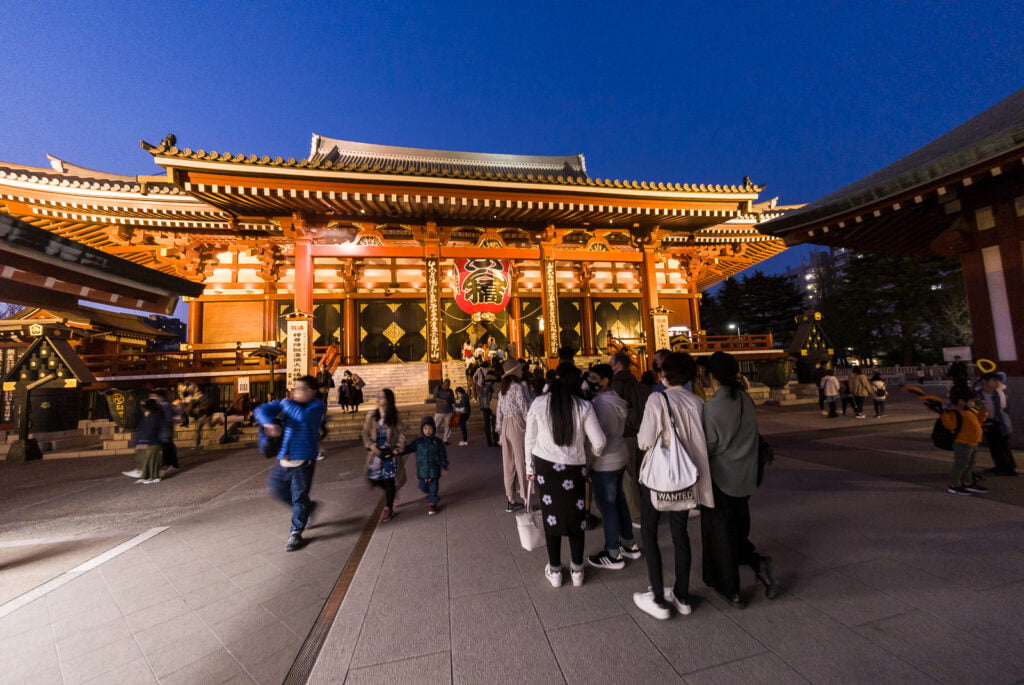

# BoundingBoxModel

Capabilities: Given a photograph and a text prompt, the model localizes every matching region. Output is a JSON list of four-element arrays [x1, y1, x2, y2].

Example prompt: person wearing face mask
[[650, 349, 672, 393], [584, 364, 641, 570], [255, 375, 327, 552]]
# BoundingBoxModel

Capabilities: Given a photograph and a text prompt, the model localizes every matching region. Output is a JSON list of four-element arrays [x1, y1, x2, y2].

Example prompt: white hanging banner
[[237, 376, 250, 394], [286, 319, 310, 390]]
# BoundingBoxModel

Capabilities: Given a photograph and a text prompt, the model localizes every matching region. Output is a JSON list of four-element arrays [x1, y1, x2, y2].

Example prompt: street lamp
[[728, 323, 742, 336]]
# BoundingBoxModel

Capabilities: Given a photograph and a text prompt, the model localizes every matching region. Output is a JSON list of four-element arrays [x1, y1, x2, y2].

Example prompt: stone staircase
[[329, 362, 430, 407]]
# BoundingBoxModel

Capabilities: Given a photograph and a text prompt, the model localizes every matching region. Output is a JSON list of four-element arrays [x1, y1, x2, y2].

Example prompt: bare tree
[[0, 301, 24, 320]]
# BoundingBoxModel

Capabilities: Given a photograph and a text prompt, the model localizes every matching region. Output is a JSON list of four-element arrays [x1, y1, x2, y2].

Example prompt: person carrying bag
[[516, 480, 544, 551], [633, 352, 712, 620]]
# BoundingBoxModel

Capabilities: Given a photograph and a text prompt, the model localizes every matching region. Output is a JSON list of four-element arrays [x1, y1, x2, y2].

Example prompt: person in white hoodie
[[585, 363, 641, 570], [525, 363, 606, 589], [633, 352, 713, 620]]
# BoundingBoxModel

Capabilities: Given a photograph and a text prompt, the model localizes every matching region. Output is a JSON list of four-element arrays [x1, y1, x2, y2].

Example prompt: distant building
[[783, 248, 848, 307]]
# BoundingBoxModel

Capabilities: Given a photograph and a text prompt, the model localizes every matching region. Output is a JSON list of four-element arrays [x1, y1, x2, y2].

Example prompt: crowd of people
[[122, 345, 1016, 616], [247, 346, 779, 618]]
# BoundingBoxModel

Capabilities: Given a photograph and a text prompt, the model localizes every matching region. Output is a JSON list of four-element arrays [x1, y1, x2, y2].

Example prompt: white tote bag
[[516, 481, 545, 551], [639, 393, 699, 511]]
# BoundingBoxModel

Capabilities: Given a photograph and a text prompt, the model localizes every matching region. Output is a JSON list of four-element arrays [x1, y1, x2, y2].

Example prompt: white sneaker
[[664, 588, 692, 615], [570, 567, 584, 587], [122, 469, 142, 478], [633, 589, 670, 619], [142, 478, 160, 484], [458, 441, 467, 446], [545, 564, 563, 588]]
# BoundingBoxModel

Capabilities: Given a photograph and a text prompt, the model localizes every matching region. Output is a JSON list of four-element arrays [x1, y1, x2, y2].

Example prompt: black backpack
[[931, 411, 963, 451]]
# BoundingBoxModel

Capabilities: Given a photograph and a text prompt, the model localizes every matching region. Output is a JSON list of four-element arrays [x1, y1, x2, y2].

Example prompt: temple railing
[[80, 347, 275, 378], [672, 333, 775, 353]]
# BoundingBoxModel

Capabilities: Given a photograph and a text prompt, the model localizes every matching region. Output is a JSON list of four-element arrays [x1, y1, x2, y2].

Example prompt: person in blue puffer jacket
[[254, 375, 326, 551]]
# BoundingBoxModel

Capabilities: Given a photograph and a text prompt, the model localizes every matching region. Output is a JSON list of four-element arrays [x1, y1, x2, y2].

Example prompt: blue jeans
[[418, 477, 441, 504], [268, 461, 316, 532], [590, 467, 634, 553]]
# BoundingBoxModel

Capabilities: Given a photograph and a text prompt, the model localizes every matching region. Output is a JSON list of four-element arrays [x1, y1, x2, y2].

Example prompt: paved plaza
[[2, 394, 1023, 683]]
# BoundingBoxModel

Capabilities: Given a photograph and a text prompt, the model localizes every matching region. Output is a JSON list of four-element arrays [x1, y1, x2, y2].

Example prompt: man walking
[[255, 375, 325, 551], [433, 378, 455, 444], [978, 372, 1018, 476]]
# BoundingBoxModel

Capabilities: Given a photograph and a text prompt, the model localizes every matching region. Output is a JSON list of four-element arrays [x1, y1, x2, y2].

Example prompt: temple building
[[0, 135, 787, 392]]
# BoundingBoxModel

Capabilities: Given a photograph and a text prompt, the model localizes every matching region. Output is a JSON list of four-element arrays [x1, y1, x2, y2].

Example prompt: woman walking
[[496, 359, 532, 512], [525, 363, 606, 588], [698, 352, 778, 609], [345, 370, 365, 413], [454, 386, 471, 446], [633, 353, 711, 619], [362, 388, 406, 523]]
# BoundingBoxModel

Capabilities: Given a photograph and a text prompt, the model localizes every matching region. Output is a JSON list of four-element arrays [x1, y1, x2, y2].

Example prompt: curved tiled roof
[[0, 161, 184, 195], [310, 135, 587, 178], [141, 137, 763, 194]]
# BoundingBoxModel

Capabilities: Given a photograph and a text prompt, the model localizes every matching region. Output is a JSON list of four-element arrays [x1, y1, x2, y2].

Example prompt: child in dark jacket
[[403, 416, 449, 515]]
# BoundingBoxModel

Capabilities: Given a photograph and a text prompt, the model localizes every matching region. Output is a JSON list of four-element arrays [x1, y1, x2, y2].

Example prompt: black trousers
[[481, 408, 496, 446], [639, 484, 691, 601], [985, 427, 1018, 473], [817, 387, 825, 410], [371, 477, 396, 508], [161, 441, 178, 468], [700, 482, 762, 596], [545, 531, 585, 568]]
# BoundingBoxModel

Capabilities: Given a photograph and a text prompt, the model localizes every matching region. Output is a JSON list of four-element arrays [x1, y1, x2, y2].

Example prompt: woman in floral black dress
[[525, 364, 606, 588]]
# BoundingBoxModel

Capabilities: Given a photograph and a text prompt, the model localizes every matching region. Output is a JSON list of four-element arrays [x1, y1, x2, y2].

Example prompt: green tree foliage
[[818, 251, 968, 365], [701, 270, 805, 346]]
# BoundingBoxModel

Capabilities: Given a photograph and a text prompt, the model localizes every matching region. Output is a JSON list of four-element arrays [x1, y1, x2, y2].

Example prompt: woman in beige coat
[[362, 388, 407, 522]]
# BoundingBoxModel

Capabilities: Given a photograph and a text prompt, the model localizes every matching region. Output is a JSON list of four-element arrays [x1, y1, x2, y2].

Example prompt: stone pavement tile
[[55, 614, 133, 662], [345, 651, 452, 685], [124, 596, 191, 632], [133, 611, 208, 654], [224, 616, 301, 675], [101, 557, 163, 589], [195, 592, 256, 626], [0, 597, 49, 640], [683, 652, 809, 685], [631, 602, 767, 676], [514, 551, 625, 631], [277, 597, 323, 637], [785, 567, 914, 627], [897, 547, 1023, 591], [446, 504, 523, 600], [50, 595, 123, 640], [181, 577, 242, 610], [45, 567, 107, 607], [307, 528, 393, 683], [2, 666, 61, 685], [0, 624, 59, 684], [855, 609, 1024, 682], [144, 625, 225, 678], [160, 648, 249, 685], [81, 657, 157, 685], [233, 634, 303, 685], [841, 557, 1023, 654], [110, 577, 180, 615], [260, 582, 323, 620], [720, 595, 933, 683], [978, 579, 1024, 657], [59, 634, 145, 685], [547, 614, 679, 683], [348, 582, 450, 668], [209, 606, 294, 645], [164, 564, 232, 595], [229, 561, 288, 590], [450, 587, 561, 683]]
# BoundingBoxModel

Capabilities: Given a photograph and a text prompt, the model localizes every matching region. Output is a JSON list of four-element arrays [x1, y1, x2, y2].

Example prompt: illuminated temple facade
[[0, 135, 786, 386]]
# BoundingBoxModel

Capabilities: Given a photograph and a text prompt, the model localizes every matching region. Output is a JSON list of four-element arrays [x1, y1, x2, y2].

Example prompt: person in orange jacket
[[939, 386, 989, 496]]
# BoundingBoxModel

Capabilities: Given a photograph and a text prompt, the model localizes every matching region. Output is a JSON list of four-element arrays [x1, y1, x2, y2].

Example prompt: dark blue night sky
[[2, 1, 1022, 275]]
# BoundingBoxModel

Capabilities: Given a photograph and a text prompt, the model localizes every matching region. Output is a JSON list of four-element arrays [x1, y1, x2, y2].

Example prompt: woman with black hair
[[698, 351, 778, 608], [525, 363, 606, 588], [362, 388, 407, 523]]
